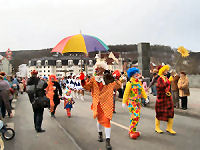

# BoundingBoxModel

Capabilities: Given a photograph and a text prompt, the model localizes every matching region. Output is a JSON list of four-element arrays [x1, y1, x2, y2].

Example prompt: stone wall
[[188, 75, 200, 88]]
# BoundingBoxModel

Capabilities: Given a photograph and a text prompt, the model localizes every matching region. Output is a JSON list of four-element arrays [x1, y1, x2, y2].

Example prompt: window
[[44, 70, 46, 72], [48, 70, 50, 72], [45, 60, 48, 66], [78, 60, 84, 65], [44, 66, 45, 68], [48, 66, 50, 68], [68, 60, 73, 66], [89, 60, 93, 66]]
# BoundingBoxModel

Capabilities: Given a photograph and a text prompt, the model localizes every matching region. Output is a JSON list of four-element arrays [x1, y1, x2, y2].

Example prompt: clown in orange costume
[[80, 61, 122, 150], [46, 75, 62, 117]]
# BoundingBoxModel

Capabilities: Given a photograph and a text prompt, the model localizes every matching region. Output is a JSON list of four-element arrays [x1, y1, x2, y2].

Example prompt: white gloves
[[122, 103, 126, 108], [145, 97, 150, 104]]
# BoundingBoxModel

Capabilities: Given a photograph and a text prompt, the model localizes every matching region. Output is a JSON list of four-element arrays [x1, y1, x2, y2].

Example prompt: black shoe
[[51, 114, 56, 118], [36, 129, 46, 133], [113, 111, 116, 114], [98, 132, 103, 142], [106, 138, 112, 150]]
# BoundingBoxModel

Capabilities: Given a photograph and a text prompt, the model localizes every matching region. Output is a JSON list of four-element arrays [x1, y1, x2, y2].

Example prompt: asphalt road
[[4, 93, 200, 150]]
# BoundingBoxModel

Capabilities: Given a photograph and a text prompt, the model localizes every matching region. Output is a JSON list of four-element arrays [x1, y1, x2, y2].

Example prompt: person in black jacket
[[46, 75, 62, 118], [27, 70, 47, 133]]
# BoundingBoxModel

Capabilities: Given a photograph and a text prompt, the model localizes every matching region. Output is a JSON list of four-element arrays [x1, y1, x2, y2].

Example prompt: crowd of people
[[0, 62, 190, 150]]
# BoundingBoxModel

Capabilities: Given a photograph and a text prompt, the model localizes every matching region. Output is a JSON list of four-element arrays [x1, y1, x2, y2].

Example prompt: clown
[[46, 75, 62, 118], [122, 67, 147, 139], [63, 89, 75, 118], [155, 65, 176, 135], [80, 61, 122, 150]]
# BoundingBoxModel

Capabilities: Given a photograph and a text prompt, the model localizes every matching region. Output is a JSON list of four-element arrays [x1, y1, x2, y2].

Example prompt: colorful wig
[[158, 65, 170, 76], [31, 70, 38, 75], [48, 75, 57, 83], [127, 67, 140, 78]]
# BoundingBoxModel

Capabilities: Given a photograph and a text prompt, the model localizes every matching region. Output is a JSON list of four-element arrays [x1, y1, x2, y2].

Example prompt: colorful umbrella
[[51, 34, 109, 54]]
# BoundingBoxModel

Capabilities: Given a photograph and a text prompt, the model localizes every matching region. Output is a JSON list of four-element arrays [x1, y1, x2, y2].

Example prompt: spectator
[[148, 69, 159, 96], [178, 72, 190, 110], [0, 75, 13, 118], [169, 71, 180, 108]]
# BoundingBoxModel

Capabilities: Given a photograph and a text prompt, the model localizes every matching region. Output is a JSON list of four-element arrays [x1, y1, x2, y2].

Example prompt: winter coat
[[170, 75, 180, 91], [178, 76, 190, 97], [156, 76, 174, 121], [82, 77, 121, 120]]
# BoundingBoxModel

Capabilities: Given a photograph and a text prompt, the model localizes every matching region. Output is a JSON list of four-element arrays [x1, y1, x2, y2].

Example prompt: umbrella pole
[[81, 54, 82, 72]]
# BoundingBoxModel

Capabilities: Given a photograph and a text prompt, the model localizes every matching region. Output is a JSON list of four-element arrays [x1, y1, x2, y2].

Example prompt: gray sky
[[0, 0, 200, 52]]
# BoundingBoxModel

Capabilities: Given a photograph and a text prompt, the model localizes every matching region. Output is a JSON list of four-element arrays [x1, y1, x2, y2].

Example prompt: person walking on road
[[169, 71, 180, 108], [80, 61, 122, 150], [62, 89, 75, 118], [178, 72, 190, 110], [122, 67, 147, 139], [27, 70, 47, 133], [155, 65, 176, 135], [46, 75, 62, 118]]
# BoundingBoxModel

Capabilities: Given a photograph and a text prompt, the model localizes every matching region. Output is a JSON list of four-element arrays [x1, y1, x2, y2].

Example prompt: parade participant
[[27, 70, 47, 132], [76, 76, 84, 101], [62, 89, 75, 118], [70, 75, 76, 98], [46, 75, 62, 118], [73, 76, 79, 99], [80, 61, 121, 150], [66, 76, 71, 89], [122, 67, 147, 139], [155, 65, 176, 135]]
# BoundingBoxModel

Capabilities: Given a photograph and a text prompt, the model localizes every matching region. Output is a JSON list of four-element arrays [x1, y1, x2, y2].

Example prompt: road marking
[[111, 121, 129, 131]]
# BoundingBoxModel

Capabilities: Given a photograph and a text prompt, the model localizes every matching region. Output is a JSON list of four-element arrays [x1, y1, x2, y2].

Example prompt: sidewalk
[[85, 88, 200, 119]]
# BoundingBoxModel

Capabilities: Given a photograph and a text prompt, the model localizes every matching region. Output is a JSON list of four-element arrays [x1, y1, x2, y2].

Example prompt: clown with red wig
[[46, 75, 62, 118]]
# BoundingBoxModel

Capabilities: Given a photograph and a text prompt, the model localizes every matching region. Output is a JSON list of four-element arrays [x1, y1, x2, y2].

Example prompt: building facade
[[27, 56, 96, 78]]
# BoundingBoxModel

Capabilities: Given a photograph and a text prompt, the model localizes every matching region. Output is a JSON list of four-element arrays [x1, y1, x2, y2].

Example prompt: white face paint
[[133, 73, 139, 79]]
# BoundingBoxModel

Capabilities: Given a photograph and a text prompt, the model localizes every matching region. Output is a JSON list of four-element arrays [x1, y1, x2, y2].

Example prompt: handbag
[[26, 85, 35, 94], [32, 82, 50, 109], [183, 88, 190, 95]]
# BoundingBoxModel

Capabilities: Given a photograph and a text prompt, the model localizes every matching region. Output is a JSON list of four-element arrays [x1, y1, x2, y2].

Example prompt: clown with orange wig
[[46, 75, 62, 118]]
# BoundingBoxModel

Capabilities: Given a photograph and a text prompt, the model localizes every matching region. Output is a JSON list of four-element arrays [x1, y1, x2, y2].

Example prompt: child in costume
[[122, 67, 147, 139], [155, 65, 176, 135], [62, 89, 75, 118], [80, 61, 122, 150]]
